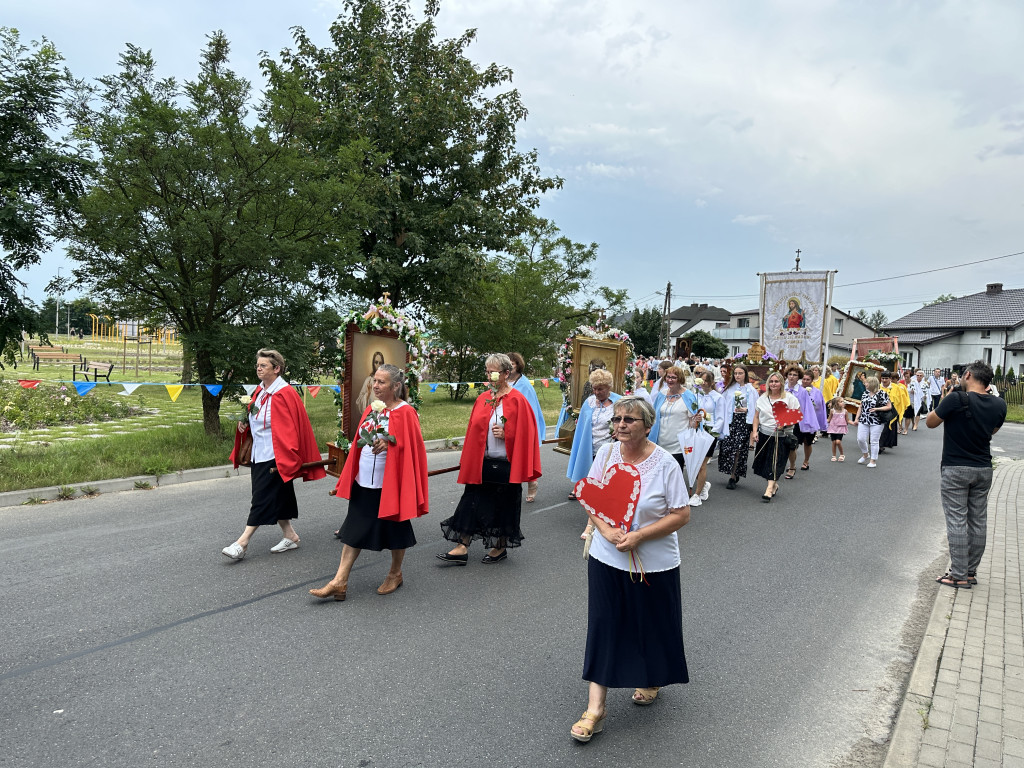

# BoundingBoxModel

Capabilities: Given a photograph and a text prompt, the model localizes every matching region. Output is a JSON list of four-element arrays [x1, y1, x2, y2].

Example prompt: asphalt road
[[2, 421, 1007, 767]]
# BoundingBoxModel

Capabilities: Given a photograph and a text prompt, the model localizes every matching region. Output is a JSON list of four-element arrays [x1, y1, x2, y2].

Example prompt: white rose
[[489, 371, 500, 382], [370, 399, 386, 413]]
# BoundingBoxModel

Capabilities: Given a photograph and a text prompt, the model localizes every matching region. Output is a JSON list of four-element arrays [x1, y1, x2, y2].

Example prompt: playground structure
[[84, 314, 179, 376]]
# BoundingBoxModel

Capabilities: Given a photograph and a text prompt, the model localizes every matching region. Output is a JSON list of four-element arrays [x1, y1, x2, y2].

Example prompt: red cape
[[458, 388, 542, 485], [334, 404, 429, 522], [230, 384, 326, 483]]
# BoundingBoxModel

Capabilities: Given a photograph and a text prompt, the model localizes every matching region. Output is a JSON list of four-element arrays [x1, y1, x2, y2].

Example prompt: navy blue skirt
[[246, 459, 297, 526], [583, 557, 689, 689]]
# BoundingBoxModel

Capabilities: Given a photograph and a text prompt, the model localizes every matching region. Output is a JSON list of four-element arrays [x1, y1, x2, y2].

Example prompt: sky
[[7, 0, 1024, 324]]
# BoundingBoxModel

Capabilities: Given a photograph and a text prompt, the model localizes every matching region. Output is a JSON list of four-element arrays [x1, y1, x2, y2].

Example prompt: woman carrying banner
[[437, 353, 541, 565], [222, 349, 325, 560], [571, 396, 690, 743], [751, 372, 801, 503], [310, 364, 428, 601], [718, 364, 759, 489], [507, 352, 546, 503]]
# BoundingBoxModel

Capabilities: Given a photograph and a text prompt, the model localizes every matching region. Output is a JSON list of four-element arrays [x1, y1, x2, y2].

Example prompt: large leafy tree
[[621, 306, 663, 356], [266, 0, 563, 310], [684, 329, 729, 359], [66, 34, 373, 435], [0, 28, 87, 364]]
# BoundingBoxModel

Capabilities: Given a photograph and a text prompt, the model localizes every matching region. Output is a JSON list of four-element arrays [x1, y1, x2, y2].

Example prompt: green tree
[[684, 329, 728, 359], [65, 34, 372, 435], [268, 0, 563, 310], [868, 310, 888, 333], [621, 306, 662, 356], [854, 308, 870, 324], [924, 293, 957, 306], [0, 28, 88, 362]]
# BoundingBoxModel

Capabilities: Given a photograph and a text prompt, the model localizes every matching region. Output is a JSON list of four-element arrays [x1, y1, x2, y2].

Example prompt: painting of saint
[[781, 298, 805, 329]]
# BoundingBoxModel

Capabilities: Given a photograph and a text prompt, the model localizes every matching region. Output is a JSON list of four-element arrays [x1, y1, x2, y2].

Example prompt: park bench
[[31, 351, 84, 371], [73, 362, 115, 385]]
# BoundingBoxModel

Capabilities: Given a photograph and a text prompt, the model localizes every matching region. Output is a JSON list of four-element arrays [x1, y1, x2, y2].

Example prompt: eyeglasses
[[610, 416, 641, 424]]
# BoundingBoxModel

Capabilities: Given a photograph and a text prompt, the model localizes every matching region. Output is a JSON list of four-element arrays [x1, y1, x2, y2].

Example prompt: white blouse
[[587, 394, 616, 455], [586, 442, 689, 573], [248, 375, 290, 463], [356, 401, 407, 488], [754, 391, 801, 433], [656, 393, 691, 453], [485, 402, 507, 459]]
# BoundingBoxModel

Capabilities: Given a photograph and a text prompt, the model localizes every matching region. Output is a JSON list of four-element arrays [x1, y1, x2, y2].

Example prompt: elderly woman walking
[[223, 349, 325, 560], [571, 397, 691, 743], [437, 353, 541, 565], [508, 352, 546, 503], [751, 372, 801, 503], [855, 376, 893, 468], [567, 367, 621, 492], [908, 369, 931, 431], [649, 366, 699, 500], [310, 364, 428, 601], [718, 364, 759, 489]]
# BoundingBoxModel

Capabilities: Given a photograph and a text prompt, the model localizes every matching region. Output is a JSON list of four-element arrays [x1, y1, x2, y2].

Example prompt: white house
[[882, 283, 1024, 373]]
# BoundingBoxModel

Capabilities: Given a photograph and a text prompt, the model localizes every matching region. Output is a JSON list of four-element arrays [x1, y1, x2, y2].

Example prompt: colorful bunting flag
[[73, 382, 96, 396], [330, 385, 341, 394], [204, 384, 223, 397], [429, 383, 438, 393], [18, 380, 41, 388], [243, 384, 259, 396], [165, 384, 184, 402], [542, 379, 550, 387], [120, 383, 142, 396], [468, 382, 475, 389], [308, 385, 321, 398]]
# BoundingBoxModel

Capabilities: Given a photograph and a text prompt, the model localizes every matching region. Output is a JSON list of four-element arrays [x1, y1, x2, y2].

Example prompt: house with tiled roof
[[881, 283, 1024, 373]]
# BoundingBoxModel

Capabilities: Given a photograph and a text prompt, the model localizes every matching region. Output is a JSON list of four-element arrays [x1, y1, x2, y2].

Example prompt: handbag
[[237, 424, 253, 467], [481, 457, 512, 484]]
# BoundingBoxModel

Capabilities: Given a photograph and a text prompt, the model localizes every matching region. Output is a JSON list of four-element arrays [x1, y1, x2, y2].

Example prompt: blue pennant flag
[[204, 384, 223, 397], [330, 385, 341, 394], [429, 383, 438, 393], [73, 382, 97, 396]]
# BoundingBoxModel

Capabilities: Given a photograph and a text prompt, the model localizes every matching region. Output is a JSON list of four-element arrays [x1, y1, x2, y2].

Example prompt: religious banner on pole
[[759, 270, 832, 364]]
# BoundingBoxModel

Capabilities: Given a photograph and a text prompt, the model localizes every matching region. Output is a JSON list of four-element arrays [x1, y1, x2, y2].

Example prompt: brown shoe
[[309, 580, 347, 601], [377, 573, 403, 595]]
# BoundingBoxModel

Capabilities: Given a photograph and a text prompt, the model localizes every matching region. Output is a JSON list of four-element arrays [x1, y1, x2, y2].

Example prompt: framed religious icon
[[343, 323, 409, 440], [570, 337, 628, 412], [837, 360, 886, 412]]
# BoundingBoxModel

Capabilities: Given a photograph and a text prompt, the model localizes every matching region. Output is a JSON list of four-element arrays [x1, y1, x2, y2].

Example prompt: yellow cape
[[815, 375, 839, 404], [882, 383, 909, 427]]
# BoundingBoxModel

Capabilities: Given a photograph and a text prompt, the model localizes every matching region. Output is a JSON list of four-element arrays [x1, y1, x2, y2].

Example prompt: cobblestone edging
[[884, 459, 1024, 767]]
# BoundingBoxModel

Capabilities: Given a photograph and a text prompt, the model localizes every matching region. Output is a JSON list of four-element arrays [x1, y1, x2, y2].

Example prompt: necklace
[[620, 440, 652, 465]]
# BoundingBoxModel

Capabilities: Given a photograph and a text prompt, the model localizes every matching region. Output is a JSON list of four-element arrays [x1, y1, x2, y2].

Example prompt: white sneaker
[[688, 494, 702, 507], [857, 457, 866, 464], [867, 462, 877, 468], [270, 538, 300, 553], [700, 481, 711, 501], [221, 542, 246, 560]]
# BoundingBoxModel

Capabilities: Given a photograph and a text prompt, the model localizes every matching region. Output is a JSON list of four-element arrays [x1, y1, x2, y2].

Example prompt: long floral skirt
[[717, 412, 751, 479]]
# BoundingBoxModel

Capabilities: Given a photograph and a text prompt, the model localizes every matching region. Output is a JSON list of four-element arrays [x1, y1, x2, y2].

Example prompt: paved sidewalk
[[884, 459, 1024, 768]]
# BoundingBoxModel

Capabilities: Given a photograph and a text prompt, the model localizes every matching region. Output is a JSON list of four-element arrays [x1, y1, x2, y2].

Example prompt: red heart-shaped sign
[[574, 462, 642, 530], [772, 400, 803, 427]]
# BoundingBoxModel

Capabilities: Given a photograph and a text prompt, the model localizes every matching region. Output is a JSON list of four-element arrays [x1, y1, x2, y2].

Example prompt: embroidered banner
[[760, 270, 831, 363]]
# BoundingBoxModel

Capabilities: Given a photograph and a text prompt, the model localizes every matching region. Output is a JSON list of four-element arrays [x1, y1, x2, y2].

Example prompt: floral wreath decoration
[[332, 295, 429, 450], [556, 325, 637, 414]]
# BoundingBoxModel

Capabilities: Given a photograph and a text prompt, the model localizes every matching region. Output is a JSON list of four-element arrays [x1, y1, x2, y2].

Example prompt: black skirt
[[440, 474, 524, 549], [337, 483, 416, 551], [879, 416, 899, 448], [752, 430, 789, 482], [247, 459, 298, 526], [583, 557, 689, 689], [717, 412, 751, 479]]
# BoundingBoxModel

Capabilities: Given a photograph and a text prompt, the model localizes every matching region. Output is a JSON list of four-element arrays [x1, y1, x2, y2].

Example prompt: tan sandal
[[526, 480, 538, 503], [570, 710, 605, 742], [632, 687, 660, 705]]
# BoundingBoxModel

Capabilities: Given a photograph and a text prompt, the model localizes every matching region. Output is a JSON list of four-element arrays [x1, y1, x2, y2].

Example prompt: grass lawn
[[1, 358, 565, 492], [1006, 404, 1024, 423]]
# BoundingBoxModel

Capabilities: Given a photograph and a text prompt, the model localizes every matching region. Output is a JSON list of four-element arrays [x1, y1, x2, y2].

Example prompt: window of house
[[738, 317, 750, 328], [983, 348, 992, 364], [980, 329, 991, 339], [833, 318, 843, 335]]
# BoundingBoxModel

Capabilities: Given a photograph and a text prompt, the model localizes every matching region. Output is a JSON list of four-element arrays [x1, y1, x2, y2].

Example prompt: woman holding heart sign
[[570, 396, 691, 744], [750, 372, 802, 502]]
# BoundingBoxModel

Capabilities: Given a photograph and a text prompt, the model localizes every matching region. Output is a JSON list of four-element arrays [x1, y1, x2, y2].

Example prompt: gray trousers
[[940, 465, 993, 579]]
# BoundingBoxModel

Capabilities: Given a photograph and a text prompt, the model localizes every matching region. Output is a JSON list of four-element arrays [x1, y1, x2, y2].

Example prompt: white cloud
[[732, 214, 774, 227]]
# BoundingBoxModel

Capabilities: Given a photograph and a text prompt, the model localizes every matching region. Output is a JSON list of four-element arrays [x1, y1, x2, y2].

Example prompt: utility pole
[[657, 281, 672, 357]]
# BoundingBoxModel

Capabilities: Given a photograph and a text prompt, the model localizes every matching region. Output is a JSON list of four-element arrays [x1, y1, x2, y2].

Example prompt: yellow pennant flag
[[468, 382, 476, 390], [165, 384, 185, 402]]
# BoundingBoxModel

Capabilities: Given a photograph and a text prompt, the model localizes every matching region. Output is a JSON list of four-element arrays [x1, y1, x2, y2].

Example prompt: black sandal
[[784, 468, 796, 479], [936, 573, 971, 589]]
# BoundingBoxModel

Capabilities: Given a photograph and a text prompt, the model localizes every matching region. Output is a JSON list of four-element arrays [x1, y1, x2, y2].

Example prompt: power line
[[835, 250, 1024, 289]]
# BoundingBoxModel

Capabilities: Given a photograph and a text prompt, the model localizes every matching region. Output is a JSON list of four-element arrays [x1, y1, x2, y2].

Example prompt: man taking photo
[[926, 360, 1006, 589]]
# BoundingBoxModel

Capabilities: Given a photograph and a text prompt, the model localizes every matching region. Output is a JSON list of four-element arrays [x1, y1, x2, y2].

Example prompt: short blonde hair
[[257, 348, 285, 372], [589, 368, 613, 388], [614, 396, 655, 428], [865, 376, 880, 392]]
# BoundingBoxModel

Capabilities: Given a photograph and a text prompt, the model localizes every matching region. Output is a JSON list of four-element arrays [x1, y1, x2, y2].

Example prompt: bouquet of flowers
[[357, 400, 397, 448], [733, 390, 747, 409], [236, 394, 253, 422]]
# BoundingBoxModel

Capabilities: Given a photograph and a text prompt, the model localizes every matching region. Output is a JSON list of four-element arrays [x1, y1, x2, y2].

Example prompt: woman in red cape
[[436, 353, 542, 565], [222, 349, 325, 561], [311, 364, 428, 601]]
